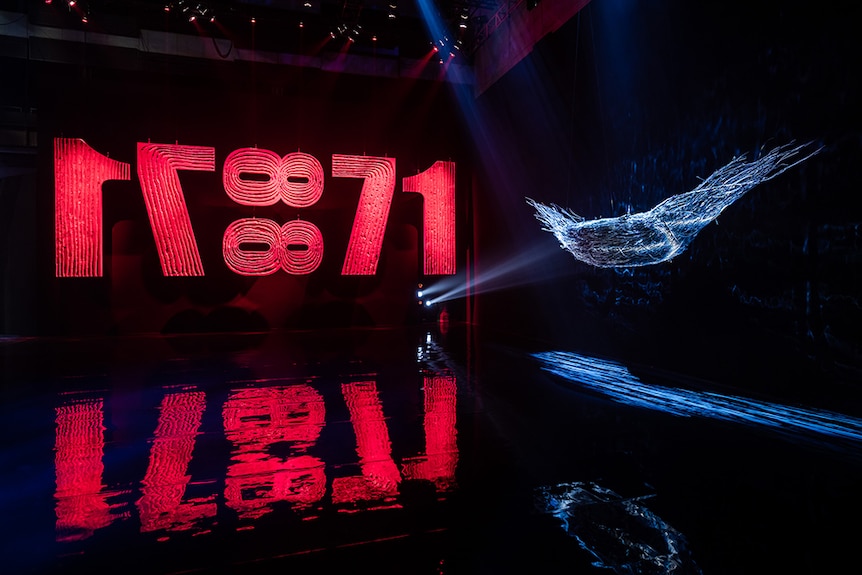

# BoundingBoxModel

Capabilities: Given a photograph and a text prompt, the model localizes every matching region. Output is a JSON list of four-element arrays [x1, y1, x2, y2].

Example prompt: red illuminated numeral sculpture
[[55, 139, 457, 279], [222, 218, 324, 275], [223, 147, 324, 207], [332, 155, 397, 275], [137, 143, 215, 276], [54, 138, 131, 277], [403, 161, 457, 275]]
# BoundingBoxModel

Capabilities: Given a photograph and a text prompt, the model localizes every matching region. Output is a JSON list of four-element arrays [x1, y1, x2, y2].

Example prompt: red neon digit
[[223, 147, 281, 206], [54, 399, 127, 541], [280, 220, 324, 274], [137, 391, 216, 534], [402, 161, 456, 275], [280, 152, 324, 207], [223, 218, 282, 276], [332, 155, 396, 275], [223, 218, 324, 275], [223, 386, 326, 521], [401, 375, 458, 491], [332, 381, 401, 506], [54, 138, 131, 277], [137, 142, 215, 276], [224, 148, 323, 207]]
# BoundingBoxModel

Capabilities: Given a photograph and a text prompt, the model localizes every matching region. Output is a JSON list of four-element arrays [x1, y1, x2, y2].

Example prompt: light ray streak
[[425, 241, 563, 304], [533, 350, 862, 450], [527, 142, 822, 267]]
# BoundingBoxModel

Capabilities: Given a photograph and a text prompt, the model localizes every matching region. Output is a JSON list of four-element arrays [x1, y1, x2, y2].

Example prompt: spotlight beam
[[427, 242, 564, 304]]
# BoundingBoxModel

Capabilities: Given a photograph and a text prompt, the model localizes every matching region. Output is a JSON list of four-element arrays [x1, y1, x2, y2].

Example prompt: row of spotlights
[[49, 0, 465, 55]]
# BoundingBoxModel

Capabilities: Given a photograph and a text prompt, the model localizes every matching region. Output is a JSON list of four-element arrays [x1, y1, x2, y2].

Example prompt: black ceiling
[[14, 0, 506, 62]]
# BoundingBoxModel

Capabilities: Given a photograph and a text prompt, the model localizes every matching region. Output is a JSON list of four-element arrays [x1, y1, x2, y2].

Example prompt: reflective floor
[[2, 324, 861, 574]]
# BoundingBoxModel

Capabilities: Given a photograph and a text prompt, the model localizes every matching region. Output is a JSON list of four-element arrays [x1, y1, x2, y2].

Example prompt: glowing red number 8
[[223, 218, 324, 275], [223, 148, 324, 208]]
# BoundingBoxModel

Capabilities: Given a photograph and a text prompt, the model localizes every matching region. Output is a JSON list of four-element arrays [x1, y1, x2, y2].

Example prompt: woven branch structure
[[527, 141, 822, 268]]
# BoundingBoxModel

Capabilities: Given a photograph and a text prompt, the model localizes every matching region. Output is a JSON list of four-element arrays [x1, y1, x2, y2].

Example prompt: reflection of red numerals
[[400, 375, 458, 491], [222, 385, 326, 520], [332, 381, 402, 505], [54, 399, 126, 541], [136, 391, 216, 534]]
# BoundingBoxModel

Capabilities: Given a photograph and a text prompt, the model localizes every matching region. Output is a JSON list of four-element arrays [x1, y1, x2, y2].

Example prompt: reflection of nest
[[535, 482, 702, 575], [528, 141, 821, 267]]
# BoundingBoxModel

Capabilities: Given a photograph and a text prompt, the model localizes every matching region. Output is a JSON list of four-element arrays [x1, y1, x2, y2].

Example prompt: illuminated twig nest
[[527, 141, 822, 267]]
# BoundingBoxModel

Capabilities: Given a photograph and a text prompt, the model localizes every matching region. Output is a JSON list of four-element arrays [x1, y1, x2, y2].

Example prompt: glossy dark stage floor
[[2, 324, 861, 574]]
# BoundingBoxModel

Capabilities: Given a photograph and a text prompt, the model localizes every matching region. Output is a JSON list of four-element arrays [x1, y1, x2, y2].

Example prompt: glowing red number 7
[[137, 143, 215, 276], [333, 155, 397, 276]]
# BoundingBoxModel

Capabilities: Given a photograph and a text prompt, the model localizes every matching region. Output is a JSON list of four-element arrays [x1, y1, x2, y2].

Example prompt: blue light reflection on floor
[[533, 351, 862, 452]]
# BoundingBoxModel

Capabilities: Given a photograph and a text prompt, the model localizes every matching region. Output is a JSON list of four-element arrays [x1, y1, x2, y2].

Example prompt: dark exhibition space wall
[[467, 0, 861, 404]]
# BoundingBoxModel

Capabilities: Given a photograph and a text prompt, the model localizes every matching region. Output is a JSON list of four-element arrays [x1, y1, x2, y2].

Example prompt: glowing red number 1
[[403, 161, 456, 275], [137, 143, 215, 276], [332, 155, 396, 275], [54, 138, 130, 277]]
